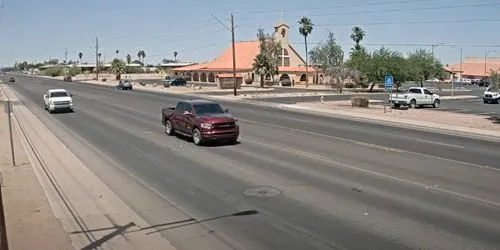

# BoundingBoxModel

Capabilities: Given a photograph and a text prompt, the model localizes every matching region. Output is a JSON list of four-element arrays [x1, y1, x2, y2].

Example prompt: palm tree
[[78, 52, 83, 66], [115, 49, 119, 59], [253, 53, 271, 88], [141, 50, 146, 65], [298, 17, 314, 87], [350, 26, 365, 51], [137, 51, 142, 62], [126, 54, 132, 64], [174, 51, 178, 62]]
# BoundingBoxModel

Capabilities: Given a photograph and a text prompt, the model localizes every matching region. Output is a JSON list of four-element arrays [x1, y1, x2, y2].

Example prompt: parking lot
[[438, 97, 500, 116]]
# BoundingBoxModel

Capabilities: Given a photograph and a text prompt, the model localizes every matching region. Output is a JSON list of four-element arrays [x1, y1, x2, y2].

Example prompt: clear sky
[[0, 0, 499, 67]]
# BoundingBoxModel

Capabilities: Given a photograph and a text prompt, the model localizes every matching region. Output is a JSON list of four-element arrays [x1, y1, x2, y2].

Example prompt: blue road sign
[[385, 75, 394, 89]]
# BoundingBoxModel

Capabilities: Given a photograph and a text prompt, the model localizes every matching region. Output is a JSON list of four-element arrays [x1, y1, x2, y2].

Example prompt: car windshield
[[193, 103, 225, 116], [50, 91, 68, 97], [487, 86, 499, 92]]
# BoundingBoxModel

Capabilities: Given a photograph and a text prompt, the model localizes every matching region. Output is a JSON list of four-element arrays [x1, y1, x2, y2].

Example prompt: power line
[[147, 40, 231, 58], [112, 27, 228, 46], [234, 0, 436, 14], [237, 18, 500, 28], [106, 19, 219, 42], [314, 18, 500, 27], [291, 41, 500, 48], [238, 2, 500, 20]]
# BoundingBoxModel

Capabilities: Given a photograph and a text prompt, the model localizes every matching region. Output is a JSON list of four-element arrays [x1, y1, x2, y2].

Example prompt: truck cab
[[483, 85, 500, 104], [44, 88, 74, 113], [161, 100, 239, 146], [390, 87, 440, 109]]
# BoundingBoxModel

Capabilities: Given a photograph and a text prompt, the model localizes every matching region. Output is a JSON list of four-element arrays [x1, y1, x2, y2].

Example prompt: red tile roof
[[173, 40, 316, 73], [445, 62, 500, 77]]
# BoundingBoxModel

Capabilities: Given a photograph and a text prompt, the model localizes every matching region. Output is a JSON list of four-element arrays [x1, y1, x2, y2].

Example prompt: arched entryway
[[193, 72, 199, 81], [200, 73, 207, 82], [300, 74, 307, 82], [280, 74, 291, 86], [208, 73, 215, 82]]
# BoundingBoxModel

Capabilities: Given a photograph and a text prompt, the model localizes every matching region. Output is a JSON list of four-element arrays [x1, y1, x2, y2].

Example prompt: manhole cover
[[244, 186, 281, 198]]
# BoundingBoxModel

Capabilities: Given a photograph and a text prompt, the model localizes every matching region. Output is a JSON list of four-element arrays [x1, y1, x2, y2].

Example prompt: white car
[[390, 87, 440, 109], [483, 85, 500, 104], [43, 88, 74, 113]]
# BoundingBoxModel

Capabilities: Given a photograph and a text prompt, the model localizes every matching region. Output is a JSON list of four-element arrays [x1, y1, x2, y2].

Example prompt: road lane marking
[[241, 137, 500, 209], [416, 139, 464, 149], [238, 118, 500, 172]]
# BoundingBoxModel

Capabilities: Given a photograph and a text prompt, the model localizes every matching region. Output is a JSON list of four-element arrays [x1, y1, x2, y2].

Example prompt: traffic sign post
[[384, 75, 394, 113]]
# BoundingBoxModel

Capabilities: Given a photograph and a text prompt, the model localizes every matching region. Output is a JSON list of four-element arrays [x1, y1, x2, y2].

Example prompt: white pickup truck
[[43, 88, 74, 113], [390, 87, 440, 109]]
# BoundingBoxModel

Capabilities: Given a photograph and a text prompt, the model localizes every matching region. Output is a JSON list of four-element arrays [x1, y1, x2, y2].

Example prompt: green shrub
[[42, 68, 64, 77]]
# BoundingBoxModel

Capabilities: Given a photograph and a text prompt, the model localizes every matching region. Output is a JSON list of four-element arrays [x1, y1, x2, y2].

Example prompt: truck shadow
[[171, 133, 241, 147]]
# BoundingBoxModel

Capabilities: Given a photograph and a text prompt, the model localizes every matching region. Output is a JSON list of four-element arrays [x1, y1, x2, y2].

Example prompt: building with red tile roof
[[173, 23, 320, 86], [444, 57, 500, 79]]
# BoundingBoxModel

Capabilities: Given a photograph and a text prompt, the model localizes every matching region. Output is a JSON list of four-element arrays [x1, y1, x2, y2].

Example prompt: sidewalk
[[0, 102, 74, 249]]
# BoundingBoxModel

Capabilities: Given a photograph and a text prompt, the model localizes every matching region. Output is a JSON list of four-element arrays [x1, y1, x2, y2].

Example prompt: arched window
[[279, 48, 290, 67]]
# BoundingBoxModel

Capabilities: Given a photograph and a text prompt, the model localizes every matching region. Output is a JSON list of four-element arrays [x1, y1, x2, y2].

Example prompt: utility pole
[[64, 48, 68, 64], [95, 37, 99, 81], [231, 14, 237, 96]]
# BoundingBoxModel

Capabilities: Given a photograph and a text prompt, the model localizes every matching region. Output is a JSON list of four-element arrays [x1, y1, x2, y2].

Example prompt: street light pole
[[431, 42, 444, 58], [485, 49, 497, 79]]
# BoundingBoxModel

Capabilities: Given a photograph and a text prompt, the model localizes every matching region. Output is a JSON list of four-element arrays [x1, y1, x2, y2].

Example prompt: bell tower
[[274, 23, 290, 47]]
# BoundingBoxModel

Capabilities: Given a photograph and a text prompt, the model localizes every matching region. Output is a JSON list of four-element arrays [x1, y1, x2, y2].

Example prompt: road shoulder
[[1, 84, 177, 250], [0, 101, 74, 250]]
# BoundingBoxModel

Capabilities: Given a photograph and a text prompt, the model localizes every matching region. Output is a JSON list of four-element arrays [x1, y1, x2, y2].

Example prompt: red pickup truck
[[161, 99, 239, 146]]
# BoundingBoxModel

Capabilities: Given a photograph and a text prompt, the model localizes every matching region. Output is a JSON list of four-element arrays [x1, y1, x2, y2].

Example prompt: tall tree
[[407, 48, 445, 85], [137, 51, 142, 62], [350, 26, 365, 51], [309, 32, 357, 93], [174, 51, 178, 62], [298, 17, 314, 87], [252, 53, 271, 88], [126, 54, 132, 64], [78, 52, 83, 66], [111, 59, 126, 80], [115, 49, 119, 59], [141, 50, 146, 65], [254, 28, 281, 85]]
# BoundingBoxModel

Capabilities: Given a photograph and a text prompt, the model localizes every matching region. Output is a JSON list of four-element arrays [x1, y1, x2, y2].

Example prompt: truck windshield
[[488, 86, 499, 92], [50, 91, 68, 97], [193, 103, 224, 116]]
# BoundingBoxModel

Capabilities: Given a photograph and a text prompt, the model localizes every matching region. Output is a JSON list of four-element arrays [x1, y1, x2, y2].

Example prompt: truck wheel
[[433, 99, 440, 108], [165, 120, 175, 135], [409, 99, 417, 109], [192, 128, 203, 146]]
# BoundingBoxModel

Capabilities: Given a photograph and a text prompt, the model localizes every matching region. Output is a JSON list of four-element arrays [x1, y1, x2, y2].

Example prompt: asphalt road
[[4, 74, 500, 250]]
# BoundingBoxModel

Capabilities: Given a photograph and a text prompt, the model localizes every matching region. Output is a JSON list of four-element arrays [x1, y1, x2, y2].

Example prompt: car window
[[423, 89, 432, 95], [409, 88, 421, 94], [488, 86, 499, 92], [50, 91, 68, 97], [184, 103, 193, 113], [193, 103, 225, 116], [175, 102, 186, 114]]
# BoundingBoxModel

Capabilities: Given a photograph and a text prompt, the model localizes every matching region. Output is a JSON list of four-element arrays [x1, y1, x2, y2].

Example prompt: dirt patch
[[0, 106, 73, 250], [296, 101, 500, 132]]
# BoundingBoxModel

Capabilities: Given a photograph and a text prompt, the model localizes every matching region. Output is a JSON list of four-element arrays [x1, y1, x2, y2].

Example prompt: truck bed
[[161, 107, 175, 125]]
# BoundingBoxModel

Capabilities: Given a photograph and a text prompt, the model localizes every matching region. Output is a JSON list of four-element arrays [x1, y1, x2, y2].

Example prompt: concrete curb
[[0, 84, 177, 250]]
